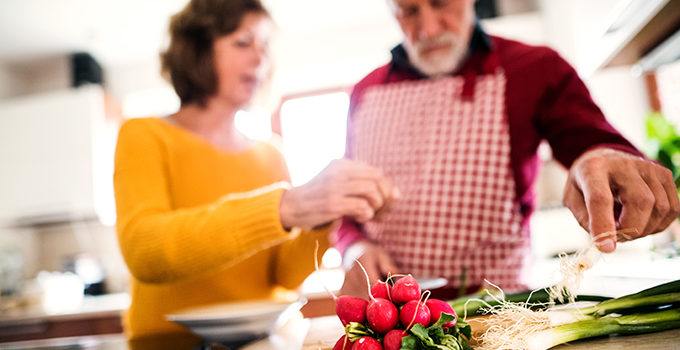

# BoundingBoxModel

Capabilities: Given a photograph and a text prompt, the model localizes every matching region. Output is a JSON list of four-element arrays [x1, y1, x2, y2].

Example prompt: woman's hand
[[279, 159, 399, 230]]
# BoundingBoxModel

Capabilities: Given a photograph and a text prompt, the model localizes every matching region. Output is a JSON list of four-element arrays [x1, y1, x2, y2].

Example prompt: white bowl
[[166, 298, 306, 343]]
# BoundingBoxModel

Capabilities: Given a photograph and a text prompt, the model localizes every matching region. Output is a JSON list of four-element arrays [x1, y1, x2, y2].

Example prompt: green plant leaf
[[345, 322, 374, 342], [646, 112, 677, 145], [432, 313, 456, 329], [657, 149, 676, 176], [400, 335, 419, 350]]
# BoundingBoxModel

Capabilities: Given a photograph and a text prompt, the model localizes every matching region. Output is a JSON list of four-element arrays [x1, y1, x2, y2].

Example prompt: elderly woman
[[114, 0, 396, 339]]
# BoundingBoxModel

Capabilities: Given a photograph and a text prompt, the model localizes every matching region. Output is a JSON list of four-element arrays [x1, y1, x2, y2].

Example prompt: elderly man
[[336, 0, 680, 297]]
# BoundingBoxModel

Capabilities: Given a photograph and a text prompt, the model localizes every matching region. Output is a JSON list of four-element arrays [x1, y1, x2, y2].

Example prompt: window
[[277, 89, 351, 294], [277, 91, 350, 186]]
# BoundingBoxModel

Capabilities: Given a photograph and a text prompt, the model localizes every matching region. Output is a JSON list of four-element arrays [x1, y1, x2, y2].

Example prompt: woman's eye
[[235, 39, 251, 48], [400, 6, 418, 18]]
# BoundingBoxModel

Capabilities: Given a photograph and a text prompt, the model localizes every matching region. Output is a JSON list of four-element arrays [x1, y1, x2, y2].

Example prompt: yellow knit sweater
[[113, 117, 329, 339]]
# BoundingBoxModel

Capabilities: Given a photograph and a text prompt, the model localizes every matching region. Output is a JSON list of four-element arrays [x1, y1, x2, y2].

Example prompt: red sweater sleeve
[[533, 49, 643, 167]]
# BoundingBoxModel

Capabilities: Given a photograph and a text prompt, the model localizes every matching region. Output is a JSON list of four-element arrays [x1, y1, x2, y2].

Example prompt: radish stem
[[354, 259, 375, 302]]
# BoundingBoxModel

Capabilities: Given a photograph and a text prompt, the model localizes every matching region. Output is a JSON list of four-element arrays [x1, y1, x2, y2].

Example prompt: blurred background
[[0, 0, 679, 342]]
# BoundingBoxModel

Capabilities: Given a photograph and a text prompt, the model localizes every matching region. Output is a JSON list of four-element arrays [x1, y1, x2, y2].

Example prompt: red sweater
[[336, 32, 642, 253]]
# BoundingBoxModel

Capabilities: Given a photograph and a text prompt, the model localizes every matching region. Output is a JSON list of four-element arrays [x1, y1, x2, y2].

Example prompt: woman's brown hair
[[161, 0, 269, 106]]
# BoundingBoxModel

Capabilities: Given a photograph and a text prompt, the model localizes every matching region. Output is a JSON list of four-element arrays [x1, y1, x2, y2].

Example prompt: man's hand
[[340, 241, 399, 299], [563, 148, 680, 253]]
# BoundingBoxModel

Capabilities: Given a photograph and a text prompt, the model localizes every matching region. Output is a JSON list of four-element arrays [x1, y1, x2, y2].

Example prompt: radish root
[[475, 229, 636, 349], [547, 228, 637, 303]]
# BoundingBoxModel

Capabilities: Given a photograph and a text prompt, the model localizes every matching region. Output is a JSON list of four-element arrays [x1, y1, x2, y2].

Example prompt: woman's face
[[212, 12, 271, 108]]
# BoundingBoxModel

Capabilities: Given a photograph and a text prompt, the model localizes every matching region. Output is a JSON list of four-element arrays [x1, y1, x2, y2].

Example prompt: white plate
[[166, 298, 306, 342], [416, 277, 448, 290]]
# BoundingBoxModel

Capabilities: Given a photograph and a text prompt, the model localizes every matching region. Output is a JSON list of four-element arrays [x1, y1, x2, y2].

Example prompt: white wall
[[538, 0, 650, 148], [587, 67, 650, 148], [35, 222, 128, 293]]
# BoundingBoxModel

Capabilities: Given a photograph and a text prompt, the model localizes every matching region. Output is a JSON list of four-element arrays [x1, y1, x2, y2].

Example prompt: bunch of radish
[[331, 275, 461, 350], [313, 243, 470, 350]]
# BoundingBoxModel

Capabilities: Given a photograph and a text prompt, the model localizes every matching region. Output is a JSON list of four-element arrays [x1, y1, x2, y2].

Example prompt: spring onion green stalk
[[577, 293, 680, 316], [477, 280, 680, 350], [525, 309, 680, 350], [545, 281, 680, 325], [458, 280, 680, 323], [449, 289, 611, 317], [544, 292, 680, 326]]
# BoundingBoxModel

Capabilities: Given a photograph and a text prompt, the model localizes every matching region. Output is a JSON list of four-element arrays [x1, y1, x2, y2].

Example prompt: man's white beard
[[403, 32, 467, 77]]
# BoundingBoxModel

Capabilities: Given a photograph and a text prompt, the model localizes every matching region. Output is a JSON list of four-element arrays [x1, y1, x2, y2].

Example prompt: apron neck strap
[[461, 50, 502, 100]]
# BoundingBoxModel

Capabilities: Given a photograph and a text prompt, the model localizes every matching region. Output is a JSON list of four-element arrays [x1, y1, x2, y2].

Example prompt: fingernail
[[598, 239, 616, 253]]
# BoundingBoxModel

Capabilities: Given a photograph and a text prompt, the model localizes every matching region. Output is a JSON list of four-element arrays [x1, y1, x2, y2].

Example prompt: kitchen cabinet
[[583, 0, 680, 74], [0, 85, 118, 227], [0, 293, 127, 342]]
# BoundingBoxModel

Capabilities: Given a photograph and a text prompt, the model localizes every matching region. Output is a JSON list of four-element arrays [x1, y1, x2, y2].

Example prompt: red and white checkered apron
[[350, 68, 529, 291]]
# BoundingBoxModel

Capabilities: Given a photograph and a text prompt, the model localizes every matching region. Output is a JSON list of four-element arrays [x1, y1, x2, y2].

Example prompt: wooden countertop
[[2, 314, 679, 349], [0, 293, 129, 324], [554, 329, 680, 350]]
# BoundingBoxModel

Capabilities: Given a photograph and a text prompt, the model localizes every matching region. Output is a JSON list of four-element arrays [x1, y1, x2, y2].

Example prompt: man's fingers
[[658, 168, 680, 232], [377, 250, 399, 278], [357, 254, 382, 284], [641, 172, 671, 234], [578, 171, 617, 252], [563, 180, 590, 231], [615, 173, 654, 242], [341, 270, 368, 298]]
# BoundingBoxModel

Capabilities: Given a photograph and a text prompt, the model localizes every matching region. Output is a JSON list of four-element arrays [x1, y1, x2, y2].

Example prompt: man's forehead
[[389, 0, 436, 7], [390, 0, 418, 7]]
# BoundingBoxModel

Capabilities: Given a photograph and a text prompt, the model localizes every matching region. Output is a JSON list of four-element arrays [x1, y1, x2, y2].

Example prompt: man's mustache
[[414, 33, 459, 53]]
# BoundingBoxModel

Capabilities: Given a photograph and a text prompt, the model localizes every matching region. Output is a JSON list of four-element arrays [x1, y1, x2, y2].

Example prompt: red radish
[[391, 275, 421, 304], [313, 242, 369, 326], [383, 329, 405, 350], [371, 281, 391, 300], [366, 298, 399, 334], [351, 257, 400, 334], [336, 295, 368, 325], [351, 336, 382, 350], [425, 299, 457, 328], [400, 300, 431, 328], [333, 335, 354, 350]]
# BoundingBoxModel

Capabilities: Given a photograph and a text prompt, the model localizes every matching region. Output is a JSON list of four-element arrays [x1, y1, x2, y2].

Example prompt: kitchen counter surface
[[2, 315, 679, 350], [0, 293, 129, 342], [0, 293, 129, 325]]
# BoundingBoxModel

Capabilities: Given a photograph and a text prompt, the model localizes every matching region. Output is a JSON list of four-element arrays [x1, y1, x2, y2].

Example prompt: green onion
[[526, 309, 680, 350], [475, 280, 680, 349], [628, 279, 680, 297], [449, 289, 610, 317], [577, 293, 680, 316], [453, 280, 680, 318]]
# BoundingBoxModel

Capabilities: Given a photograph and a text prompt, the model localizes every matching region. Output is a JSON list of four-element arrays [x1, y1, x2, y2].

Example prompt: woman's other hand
[[279, 159, 399, 230]]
